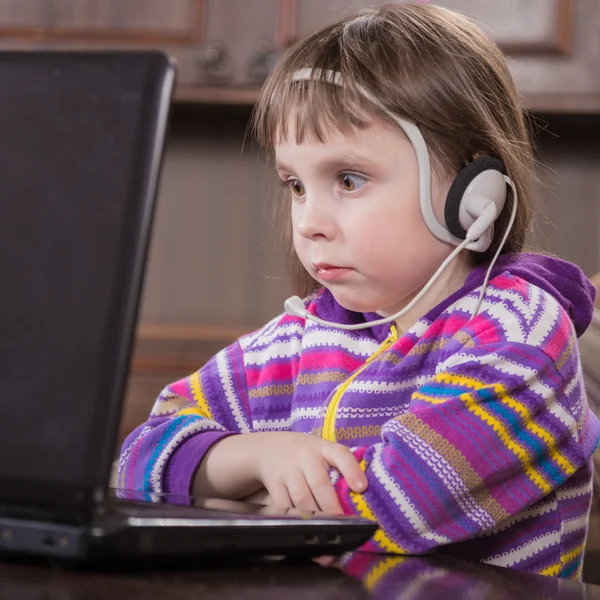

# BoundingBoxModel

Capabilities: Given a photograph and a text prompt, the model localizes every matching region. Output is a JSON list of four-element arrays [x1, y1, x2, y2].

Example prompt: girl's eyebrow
[[275, 153, 380, 174]]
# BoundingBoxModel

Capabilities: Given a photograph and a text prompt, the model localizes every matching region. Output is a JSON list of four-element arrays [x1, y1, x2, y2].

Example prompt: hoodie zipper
[[321, 325, 398, 442]]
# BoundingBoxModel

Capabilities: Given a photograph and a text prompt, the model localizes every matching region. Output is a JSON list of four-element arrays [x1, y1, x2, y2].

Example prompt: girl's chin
[[329, 292, 387, 316]]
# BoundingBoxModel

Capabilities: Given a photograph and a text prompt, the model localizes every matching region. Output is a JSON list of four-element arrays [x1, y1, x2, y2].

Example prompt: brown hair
[[251, 3, 537, 298]]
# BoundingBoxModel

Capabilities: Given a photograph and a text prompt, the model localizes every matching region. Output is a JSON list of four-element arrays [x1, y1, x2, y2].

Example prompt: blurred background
[[2, 0, 599, 578]]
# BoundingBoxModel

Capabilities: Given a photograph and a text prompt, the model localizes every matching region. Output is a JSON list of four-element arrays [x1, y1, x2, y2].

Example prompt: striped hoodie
[[119, 253, 600, 579]]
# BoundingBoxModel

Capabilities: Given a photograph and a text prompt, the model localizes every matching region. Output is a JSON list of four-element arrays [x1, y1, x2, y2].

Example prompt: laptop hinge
[[0, 516, 86, 558]]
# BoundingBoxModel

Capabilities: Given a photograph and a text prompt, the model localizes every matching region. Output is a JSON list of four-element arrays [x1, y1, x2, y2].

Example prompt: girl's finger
[[286, 470, 320, 512], [322, 444, 368, 494], [266, 480, 294, 510], [304, 462, 343, 515]]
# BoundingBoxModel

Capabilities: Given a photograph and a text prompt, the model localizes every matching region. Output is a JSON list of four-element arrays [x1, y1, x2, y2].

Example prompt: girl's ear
[[442, 156, 508, 253]]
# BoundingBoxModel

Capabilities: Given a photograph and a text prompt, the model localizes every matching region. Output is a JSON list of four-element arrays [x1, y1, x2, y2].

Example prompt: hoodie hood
[[434, 252, 596, 338], [315, 253, 596, 341]]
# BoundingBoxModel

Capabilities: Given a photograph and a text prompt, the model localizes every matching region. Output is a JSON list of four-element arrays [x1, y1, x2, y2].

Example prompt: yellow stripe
[[364, 556, 407, 590], [539, 543, 585, 577], [539, 561, 561, 577], [178, 371, 212, 419], [561, 542, 584, 568], [444, 372, 575, 476], [498, 392, 575, 475], [322, 326, 398, 442], [420, 371, 575, 478], [348, 460, 406, 554], [412, 390, 451, 404], [461, 392, 552, 494]]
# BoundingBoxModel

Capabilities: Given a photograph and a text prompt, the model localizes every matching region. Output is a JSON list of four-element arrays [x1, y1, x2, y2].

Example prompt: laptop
[[0, 50, 377, 563]]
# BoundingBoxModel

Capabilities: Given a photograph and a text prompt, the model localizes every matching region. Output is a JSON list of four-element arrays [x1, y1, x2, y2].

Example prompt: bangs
[[252, 70, 377, 149]]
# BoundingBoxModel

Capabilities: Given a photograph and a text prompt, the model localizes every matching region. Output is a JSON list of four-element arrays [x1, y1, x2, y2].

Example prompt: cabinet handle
[[197, 41, 234, 83], [245, 40, 279, 84]]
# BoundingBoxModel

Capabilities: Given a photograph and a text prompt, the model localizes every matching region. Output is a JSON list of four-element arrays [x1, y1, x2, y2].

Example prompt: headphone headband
[[291, 68, 457, 246]]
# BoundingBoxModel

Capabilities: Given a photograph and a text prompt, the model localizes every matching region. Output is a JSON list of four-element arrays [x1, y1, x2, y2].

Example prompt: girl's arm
[[117, 338, 252, 494], [332, 339, 600, 558]]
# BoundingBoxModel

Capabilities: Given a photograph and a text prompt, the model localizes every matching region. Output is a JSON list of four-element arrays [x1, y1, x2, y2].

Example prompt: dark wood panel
[[196, 0, 280, 86], [440, 0, 573, 55], [284, 0, 573, 55], [0, 0, 203, 44]]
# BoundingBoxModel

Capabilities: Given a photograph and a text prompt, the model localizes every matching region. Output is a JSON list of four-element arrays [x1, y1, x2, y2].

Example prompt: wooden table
[[1, 550, 599, 600]]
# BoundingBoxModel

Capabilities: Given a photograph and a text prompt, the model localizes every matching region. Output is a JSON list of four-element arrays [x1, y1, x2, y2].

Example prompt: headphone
[[284, 69, 518, 330]]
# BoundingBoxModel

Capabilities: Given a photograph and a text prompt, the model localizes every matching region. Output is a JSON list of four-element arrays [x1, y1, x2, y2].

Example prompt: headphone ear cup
[[444, 157, 507, 240]]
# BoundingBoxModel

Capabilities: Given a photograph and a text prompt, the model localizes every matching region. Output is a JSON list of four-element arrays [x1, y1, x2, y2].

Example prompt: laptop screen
[[0, 52, 173, 515]]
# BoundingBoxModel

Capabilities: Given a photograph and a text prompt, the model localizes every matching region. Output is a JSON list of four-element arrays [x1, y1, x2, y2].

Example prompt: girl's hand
[[250, 432, 368, 515]]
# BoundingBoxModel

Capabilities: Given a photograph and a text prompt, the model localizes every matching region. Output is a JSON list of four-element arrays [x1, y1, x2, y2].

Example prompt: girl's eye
[[286, 179, 305, 198], [340, 173, 366, 192]]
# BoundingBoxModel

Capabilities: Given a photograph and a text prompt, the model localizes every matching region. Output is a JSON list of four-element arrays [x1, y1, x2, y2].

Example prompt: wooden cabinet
[[0, 1, 597, 110], [284, 0, 600, 112], [196, 0, 281, 86], [0, 0, 202, 43], [0, 0, 289, 93], [437, 0, 600, 109]]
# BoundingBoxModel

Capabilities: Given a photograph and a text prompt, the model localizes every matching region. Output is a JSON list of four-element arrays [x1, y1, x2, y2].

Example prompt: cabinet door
[[439, 0, 600, 104], [0, 0, 201, 43], [0, 0, 206, 86], [195, 0, 282, 87], [289, 0, 572, 53], [434, 0, 572, 55], [287, 0, 600, 109]]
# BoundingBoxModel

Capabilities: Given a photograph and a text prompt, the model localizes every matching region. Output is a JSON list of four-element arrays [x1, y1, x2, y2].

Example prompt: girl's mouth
[[314, 264, 353, 281]]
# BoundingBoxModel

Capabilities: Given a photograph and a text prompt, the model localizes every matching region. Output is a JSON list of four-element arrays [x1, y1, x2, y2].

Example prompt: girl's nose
[[295, 194, 336, 240]]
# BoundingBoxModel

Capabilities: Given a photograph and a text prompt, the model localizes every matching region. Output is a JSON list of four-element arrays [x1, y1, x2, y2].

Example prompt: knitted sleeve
[[116, 338, 251, 494], [116, 311, 304, 494], [333, 338, 598, 561]]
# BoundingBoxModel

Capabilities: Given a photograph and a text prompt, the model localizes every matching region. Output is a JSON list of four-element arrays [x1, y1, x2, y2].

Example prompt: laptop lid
[[0, 51, 174, 523]]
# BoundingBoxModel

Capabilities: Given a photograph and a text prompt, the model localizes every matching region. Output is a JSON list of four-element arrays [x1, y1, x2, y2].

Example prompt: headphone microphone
[[284, 69, 518, 331]]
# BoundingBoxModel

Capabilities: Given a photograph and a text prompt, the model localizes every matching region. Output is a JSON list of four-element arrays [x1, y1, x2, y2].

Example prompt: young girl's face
[[274, 116, 462, 318]]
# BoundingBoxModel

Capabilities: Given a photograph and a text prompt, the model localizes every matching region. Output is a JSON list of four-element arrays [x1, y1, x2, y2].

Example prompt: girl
[[118, 3, 600, 579]]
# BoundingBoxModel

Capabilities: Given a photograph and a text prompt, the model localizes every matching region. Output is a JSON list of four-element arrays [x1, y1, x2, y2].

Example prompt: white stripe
[[484, 530, 561, 567], [563, 514, 589, 534], [253, 418, 291, 431], [565, 361, 583, 397], [370, 445, 451, 544], [410, 319, 431, 337], [529, 284, 543, 320], [474, 286, 531, 328], [150, 395, 192, 417], [118, 425, 153, 469], [348, 375, 433, 394], [482, 285, 537, 321], [217, 352, 252, 432], [436, 351, 578, 439], [336, 406, 408, 419], [481, 497, 557, 536], [556, 481, 592, 500], [527, 293, 560, 347], [244, 327, 380, 366], [244, 339, 302, 366], [238, 313, 285, 349], [302, 328, 381, 355], [291, 406, 325, 421], [445, 295, 526, 343], [239, 321, 304, 351], [385, 420, 495, 530], [151, 419, 225, 492], [254, 407, 326, 430]]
